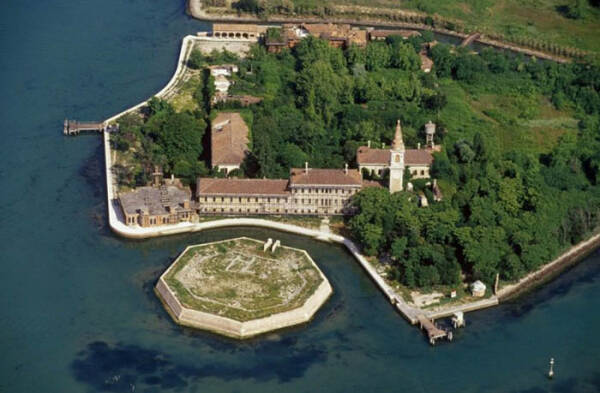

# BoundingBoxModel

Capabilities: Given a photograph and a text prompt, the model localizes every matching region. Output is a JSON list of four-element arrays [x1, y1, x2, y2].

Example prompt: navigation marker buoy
[[548, 358, 555, 379]]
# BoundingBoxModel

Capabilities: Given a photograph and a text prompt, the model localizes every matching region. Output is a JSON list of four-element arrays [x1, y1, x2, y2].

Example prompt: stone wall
[[155, 243, 333, 339]]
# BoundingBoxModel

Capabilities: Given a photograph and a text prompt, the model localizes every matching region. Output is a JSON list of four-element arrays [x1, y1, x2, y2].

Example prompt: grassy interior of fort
[[163, 238, 324, 321]]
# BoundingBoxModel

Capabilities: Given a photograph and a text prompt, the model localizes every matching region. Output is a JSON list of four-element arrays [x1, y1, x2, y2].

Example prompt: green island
[[113, 31, 600, 291]]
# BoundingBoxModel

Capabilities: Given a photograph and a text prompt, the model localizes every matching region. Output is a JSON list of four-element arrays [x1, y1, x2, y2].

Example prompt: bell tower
[[389, 120, 405, 193]]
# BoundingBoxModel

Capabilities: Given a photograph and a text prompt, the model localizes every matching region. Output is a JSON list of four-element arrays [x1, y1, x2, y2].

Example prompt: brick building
[[357, 121, 436, 184], [119, 182, 196, 227], [196, 164, 365, 216], [266, 23, 367, 53], [210, 112, 249, 174]]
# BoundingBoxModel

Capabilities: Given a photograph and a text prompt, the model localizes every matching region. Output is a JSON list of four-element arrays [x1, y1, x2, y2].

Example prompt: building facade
[[357, 121, 436, 186], [266, 23, 367, 53], [211, 24, 266, 41], [196, 165, 365, 216], [119, 183, 196, 227]]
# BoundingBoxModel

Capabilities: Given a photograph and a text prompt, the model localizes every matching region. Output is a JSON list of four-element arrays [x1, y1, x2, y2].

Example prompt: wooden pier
[[418, 315, 452, 345], [63, 119, 105, 135]]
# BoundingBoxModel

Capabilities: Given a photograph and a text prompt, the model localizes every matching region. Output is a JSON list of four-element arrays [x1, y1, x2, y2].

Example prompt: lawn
[[164, 238, 325, 321], [438, 78, 577, 154]]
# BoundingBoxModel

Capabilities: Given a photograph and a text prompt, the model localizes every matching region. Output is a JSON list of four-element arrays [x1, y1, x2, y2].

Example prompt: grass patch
[[164, 238, 324, 321]]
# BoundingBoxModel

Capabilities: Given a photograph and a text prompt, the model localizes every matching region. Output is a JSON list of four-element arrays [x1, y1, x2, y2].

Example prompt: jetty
[[418, 314, 452, 345], [63, 119, 105, 135]]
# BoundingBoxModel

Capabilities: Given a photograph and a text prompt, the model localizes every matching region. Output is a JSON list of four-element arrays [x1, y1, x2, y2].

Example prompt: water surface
[[0, 1, 598, 392]]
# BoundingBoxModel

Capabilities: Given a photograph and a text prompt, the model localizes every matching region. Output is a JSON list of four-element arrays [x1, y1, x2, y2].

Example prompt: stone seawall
[[155, 260, 333, 339], [497, 232, 600, 301], [104, 35, 198, 125]]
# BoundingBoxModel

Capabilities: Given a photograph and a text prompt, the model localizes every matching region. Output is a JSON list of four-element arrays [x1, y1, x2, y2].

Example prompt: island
[[64, 18, 600, 344], [155, 237, 332, 338]]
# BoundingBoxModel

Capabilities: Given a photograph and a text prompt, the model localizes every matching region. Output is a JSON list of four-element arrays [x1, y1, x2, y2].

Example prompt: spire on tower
[[392, 120, 405, 151]]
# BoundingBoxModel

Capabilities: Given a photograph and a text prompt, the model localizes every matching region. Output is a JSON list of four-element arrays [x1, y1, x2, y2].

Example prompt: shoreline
[[101, 34, 596, 336], [186, 0, 571, 63], [497, 231, 600, 301]]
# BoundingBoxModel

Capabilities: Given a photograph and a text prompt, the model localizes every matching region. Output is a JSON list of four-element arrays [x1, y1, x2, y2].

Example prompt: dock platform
[[63, 119, 105, 135], [418, 315, 452, 345]]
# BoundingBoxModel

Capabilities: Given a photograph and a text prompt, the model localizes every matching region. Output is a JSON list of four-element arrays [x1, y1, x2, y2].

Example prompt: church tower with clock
[[389, 120, 405, 193]]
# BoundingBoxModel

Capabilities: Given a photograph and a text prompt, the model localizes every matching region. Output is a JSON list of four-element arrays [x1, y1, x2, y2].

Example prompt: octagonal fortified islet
[[155, 237, 333, 339]]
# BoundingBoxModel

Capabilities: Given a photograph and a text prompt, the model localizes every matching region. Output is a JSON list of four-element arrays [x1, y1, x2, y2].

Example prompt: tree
[[566, 0, 587, 19], [430, 44, 454, 78], [389, 41, 421, 71], [454, 52, 486, 82], [365, 42, 391, 71], [233, 0, 263, 14], [187, 49, 204, 69]]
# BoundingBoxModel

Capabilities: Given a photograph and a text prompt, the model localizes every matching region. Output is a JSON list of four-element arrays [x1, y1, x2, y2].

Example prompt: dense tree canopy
[[117, 32, 600, 290]]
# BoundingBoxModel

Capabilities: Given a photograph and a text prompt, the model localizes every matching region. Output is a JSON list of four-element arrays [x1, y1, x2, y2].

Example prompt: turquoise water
[[1, 1, 599, 392]]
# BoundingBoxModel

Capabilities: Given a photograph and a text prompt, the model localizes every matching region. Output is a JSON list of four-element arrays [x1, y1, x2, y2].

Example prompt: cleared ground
[[164, 238, 324, 321]]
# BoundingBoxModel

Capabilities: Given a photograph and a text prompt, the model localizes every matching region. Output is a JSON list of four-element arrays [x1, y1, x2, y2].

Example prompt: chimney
[[368, 140, 371, 148], [344, 163, 348, 174], [305, 162, 309, 174]]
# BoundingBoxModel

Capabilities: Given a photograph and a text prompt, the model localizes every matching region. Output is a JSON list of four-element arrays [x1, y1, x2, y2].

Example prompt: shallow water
[[1, 1, 599, 392]]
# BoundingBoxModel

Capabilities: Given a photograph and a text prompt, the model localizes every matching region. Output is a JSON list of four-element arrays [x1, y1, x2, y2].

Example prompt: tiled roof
[[362, 179, 384, 188], [356, 146, 434, 166], [119, 186, 191, 216], [211, 112, 249, 167], [289, 168, 362, 186], [356, 146, 390, 164], [196, 178, 290, 196], [213, 24, 259, 32], [405, 149, 434, 165]]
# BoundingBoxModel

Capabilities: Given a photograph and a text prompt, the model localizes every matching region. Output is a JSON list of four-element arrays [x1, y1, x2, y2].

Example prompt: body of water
[[1, 1, 598, 392]]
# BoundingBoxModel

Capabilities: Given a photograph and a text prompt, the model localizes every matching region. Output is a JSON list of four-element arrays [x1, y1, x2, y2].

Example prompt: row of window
[[294, 188, 356, 195], [199, 207, 343, 214], [364, 168, 428, 176], [200, 196, 287, 203], [199, 196, 350, 204]]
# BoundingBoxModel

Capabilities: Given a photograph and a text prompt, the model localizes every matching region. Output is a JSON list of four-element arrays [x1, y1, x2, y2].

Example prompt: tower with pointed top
[[389, 120, 405, 193]]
